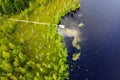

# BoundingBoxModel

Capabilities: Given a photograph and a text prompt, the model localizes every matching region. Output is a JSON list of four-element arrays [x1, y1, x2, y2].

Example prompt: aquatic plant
[[72, 53, 81, 61]]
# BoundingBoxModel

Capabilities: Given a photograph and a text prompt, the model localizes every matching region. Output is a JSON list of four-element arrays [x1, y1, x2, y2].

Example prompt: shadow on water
[[60, 0, 120, 80]]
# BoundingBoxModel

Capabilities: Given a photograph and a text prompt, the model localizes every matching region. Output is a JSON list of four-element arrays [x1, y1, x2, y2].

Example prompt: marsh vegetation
[[0, 0, 80, 79]]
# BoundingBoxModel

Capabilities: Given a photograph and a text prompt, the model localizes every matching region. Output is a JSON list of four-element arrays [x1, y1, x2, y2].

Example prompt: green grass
[[0, 0, 80, 79]]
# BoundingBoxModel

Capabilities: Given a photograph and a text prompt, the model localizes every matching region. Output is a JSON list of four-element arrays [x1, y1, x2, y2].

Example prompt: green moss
[[0, 0, 80, 79]]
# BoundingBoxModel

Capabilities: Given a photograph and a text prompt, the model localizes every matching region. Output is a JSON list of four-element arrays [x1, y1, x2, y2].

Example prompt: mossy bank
[[0, 0, 80, 79]]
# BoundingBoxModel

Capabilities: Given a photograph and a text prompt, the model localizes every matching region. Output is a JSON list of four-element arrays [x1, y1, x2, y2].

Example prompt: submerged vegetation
[[72, 53, 81, 61], [0, 0, 80, 79]]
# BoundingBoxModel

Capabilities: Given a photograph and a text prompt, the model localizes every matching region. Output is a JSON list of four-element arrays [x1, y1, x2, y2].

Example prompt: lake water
[[60, 0, 120, 80]]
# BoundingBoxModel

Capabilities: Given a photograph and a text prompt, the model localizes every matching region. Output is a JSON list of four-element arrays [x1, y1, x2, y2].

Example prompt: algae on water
[[72, 53, 81, 61]]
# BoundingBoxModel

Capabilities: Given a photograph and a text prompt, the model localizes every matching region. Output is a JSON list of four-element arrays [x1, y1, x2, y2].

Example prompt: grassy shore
[[0, 0, 80, 79]]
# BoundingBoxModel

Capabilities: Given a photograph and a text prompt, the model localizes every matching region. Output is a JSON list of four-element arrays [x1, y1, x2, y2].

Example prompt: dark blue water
[[65, 0, 120, 80]]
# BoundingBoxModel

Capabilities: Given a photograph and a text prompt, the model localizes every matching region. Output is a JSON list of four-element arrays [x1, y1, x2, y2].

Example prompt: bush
[[0, 0, 30, 15]]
